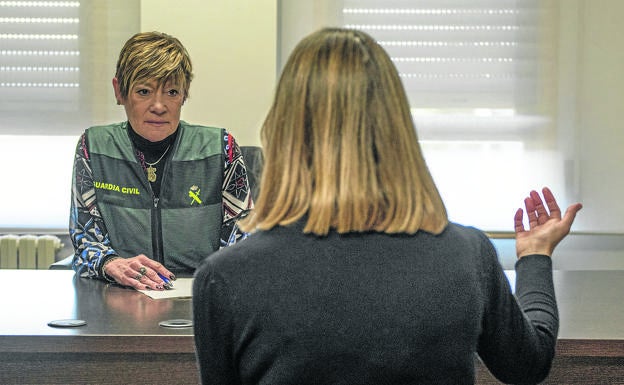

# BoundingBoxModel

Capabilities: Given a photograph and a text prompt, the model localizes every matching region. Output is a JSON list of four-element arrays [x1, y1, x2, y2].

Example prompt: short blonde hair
[[115, 31, 193, 100], [244, 28, 448, 236]]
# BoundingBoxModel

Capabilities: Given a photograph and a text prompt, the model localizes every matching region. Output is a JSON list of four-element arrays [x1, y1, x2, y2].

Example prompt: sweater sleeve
[[192, 260, 240, 385], [220, 131, 254, 248], [69, 133, 119, 279], [477, 242, 558, 384]]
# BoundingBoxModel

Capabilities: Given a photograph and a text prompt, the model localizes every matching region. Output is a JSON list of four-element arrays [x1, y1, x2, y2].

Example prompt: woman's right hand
[[103, 254, 175, 290], [514, 187, 582, 258]]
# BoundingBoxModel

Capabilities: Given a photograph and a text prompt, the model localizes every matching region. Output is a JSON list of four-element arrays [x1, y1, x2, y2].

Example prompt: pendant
[[147, 165, 157, 182]]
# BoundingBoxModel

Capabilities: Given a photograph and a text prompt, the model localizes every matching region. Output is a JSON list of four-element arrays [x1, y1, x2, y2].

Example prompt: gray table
[[0, 270, 197, 384], [1, 269, 622, 384]]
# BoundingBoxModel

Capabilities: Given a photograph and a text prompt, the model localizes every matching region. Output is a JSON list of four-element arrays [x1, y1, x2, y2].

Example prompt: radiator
[[0, 235, 19, 269], [0, 234, 63, 269]]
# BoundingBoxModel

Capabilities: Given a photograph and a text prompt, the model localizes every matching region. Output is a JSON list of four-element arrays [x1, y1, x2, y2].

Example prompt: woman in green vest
[[69, 31, 253, 290]]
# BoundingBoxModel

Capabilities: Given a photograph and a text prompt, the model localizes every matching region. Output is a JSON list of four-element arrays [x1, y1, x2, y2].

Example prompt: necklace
[[145, 145, 171, 183]]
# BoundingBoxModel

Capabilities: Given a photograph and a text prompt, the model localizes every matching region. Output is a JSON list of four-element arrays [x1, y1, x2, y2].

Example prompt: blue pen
[[158, 273, 174, 288]]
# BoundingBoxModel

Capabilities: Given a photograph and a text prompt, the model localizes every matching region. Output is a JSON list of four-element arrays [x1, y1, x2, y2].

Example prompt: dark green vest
[[87, 121, 223, 273]]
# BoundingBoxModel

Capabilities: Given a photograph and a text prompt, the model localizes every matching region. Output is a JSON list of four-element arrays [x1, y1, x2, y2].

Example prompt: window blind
[[342, 0, 555, 133], [0, 0, 138, 135], [0, 0, 138, 230], [0, 1, 80, 117]]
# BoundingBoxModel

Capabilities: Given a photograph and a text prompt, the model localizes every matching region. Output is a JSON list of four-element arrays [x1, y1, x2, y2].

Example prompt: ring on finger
[[139, 266, 147, 275], [134, 274, 142, 281]]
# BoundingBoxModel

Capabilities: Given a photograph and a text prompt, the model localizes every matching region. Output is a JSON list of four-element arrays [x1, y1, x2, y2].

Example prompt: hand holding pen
[[158, 272, 175, 289]]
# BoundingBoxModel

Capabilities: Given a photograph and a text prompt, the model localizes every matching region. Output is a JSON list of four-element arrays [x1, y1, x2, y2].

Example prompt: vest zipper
[[152, 196, 164, 264]]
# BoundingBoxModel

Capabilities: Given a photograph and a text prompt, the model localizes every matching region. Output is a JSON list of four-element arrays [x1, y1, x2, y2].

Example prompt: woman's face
[[113, 77, 185, 142]]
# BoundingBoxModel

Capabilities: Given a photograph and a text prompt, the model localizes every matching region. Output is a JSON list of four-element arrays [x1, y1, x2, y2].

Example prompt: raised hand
[[514, 187, 582, 258]]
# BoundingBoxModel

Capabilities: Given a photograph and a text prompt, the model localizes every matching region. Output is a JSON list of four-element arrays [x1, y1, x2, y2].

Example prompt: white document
[[138, 277, 194, 299]]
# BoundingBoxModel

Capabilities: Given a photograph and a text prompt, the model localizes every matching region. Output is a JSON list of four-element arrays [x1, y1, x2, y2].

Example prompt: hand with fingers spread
[[102, 254, 176, 291], [514, 187, 583, 258]]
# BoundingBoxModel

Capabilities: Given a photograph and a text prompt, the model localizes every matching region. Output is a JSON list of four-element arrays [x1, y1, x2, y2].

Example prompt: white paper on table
[[137, 278, 194, 299]]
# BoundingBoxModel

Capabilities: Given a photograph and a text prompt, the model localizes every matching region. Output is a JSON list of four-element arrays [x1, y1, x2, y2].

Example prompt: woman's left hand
[[514, 187, 582, 258]]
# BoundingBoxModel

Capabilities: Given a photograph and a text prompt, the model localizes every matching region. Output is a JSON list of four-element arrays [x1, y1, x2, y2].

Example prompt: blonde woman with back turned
[[192, 28, 582, 384]]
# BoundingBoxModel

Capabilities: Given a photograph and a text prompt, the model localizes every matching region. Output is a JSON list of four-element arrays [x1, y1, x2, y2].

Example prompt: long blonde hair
[[243, 28, 448, 236]]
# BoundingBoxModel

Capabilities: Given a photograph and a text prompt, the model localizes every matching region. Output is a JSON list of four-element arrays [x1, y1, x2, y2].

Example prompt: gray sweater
[[193, 221, 558, 385]]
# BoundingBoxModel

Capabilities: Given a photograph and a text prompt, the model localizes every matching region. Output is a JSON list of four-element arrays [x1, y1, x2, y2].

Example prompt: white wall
[[573, 0, 624, 233], [140, 0, 277, 146], [277, 0, 342, 70]]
